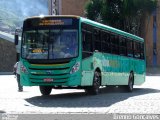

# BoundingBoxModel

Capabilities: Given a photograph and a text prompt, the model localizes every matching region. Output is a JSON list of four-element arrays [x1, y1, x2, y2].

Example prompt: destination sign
[[39, 19, 72, 26], [23, 18, 77, 30]]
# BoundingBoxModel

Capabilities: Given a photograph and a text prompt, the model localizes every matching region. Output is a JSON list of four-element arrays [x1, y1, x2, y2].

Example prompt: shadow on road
[[25, 87, 160, 108]]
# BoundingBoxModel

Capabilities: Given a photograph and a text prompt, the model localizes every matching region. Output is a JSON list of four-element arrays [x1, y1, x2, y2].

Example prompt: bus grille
[[28, 62, 73, 84]]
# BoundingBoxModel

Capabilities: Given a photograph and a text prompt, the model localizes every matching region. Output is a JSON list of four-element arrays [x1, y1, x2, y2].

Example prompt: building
[[48, 0, 88, 16], [145, 0, 160, 67]]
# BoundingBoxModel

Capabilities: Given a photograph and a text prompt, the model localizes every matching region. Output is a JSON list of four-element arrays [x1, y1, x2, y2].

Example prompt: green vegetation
[[85, 0, 157, 36]]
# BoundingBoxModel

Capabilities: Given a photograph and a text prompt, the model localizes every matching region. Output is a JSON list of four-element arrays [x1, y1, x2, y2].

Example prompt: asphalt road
[[0, 75, 160, 114]]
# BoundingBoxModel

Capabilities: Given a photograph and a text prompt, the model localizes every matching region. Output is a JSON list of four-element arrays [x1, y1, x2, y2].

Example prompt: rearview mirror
[[14, 28, 22, 45], [14, 34, 18, 45]]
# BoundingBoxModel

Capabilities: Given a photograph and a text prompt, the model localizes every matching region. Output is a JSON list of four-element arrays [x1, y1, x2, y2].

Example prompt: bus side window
[[119, 37, 127, 56], [102, 32, 111, 53], [127, 40, 133, 57], [82, 31, 92, 52], [140, 43, 145, 59], [82, 31, 93, 59], [133, 42, 141, 59], [94, 29, 101, 52], [82, 23, 93, 59], [111, 34, 119, 55]]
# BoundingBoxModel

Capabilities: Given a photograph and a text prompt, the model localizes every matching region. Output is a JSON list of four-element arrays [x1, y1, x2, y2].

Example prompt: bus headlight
[[21, 65, 28, 74], [70, 62, 80, 74]]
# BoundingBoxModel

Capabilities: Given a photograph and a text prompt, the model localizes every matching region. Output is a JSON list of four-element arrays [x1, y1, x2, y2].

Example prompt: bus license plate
[[44, 78, 53, 82]]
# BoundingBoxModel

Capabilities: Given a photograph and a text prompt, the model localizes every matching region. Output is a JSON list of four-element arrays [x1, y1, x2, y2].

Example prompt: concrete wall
[[145, 0, 160, 67], [0, 39, 16, 72], [144, 14, 153, 67], [156, 1, 160, 67]]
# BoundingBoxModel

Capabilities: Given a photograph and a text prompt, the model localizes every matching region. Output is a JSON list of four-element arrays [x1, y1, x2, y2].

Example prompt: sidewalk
[[0, 72, 13, 75], [146, 67, 160, 76]]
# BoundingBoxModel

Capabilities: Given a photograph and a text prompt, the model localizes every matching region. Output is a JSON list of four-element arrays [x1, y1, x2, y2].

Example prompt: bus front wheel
[[39, 86, 52, 95], [85, 71, 101, 95]]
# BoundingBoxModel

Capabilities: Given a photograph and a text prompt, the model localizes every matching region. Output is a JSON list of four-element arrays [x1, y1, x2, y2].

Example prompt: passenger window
[[102, 32, 111, 53], [82, 31, 92, 52], [134, 42, 141, 59], [127, 40, 133, 57], [111, 34, 119, 55], [140, 43, 144, 59], [94, 29, 101, 52], [119, 37, 127, 56], [82, 23, 93, 59]]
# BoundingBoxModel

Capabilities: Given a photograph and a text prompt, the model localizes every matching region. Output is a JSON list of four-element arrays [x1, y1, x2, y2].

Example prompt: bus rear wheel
[[39, 86, 52, 95], [126, 73, 134, 92], [85, 71, 101, 95]]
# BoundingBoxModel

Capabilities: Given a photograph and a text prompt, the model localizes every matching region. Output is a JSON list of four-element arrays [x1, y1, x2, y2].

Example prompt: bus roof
[[24, 15, 80, 20], [80, 17, 144, 42]]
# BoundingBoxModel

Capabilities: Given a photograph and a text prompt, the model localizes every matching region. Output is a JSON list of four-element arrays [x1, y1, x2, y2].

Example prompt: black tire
[[126, 73, 134, 92], [39, 86, 52, 95], [85, 71, 101, 95]]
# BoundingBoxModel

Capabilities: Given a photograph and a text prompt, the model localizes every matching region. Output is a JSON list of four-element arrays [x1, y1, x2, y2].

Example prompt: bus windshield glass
[[22, 29, 78, 59]]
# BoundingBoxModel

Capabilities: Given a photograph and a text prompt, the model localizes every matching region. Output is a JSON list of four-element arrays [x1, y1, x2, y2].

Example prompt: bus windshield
[[22, 29, 78, 60]]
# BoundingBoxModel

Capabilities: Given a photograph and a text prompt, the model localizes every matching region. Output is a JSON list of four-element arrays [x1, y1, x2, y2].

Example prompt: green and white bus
[[15, 15, 146, 95]]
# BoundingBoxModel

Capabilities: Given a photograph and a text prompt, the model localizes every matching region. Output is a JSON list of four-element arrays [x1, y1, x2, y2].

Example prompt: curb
[[0, 72, 13, 75]]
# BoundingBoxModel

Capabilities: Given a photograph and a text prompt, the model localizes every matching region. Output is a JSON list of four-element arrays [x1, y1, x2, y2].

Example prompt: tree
[[85, 0, 157, 36], [121, 0, 157, 35], [85, 0, 103, 22]]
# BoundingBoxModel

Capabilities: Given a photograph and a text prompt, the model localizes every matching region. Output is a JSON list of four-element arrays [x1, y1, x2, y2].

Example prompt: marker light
[[21, 65, 28, 74], [70, 62, 80, 74]]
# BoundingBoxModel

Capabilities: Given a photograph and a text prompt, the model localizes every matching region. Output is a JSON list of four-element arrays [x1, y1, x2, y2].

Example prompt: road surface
[[0, 75, 160, 114]]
